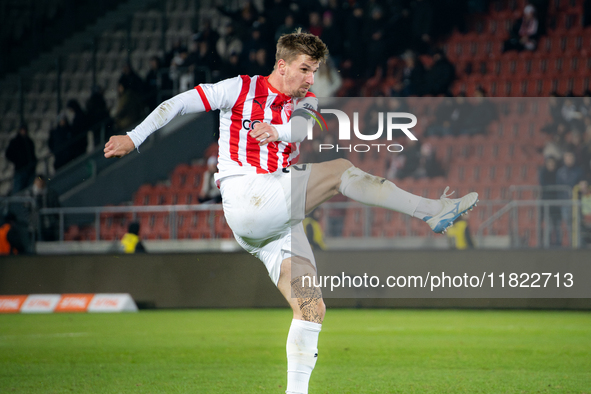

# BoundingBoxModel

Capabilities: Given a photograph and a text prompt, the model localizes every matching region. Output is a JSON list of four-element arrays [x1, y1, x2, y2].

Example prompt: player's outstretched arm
[[104, 89, 208, 158], [104, 135, 135, 158]]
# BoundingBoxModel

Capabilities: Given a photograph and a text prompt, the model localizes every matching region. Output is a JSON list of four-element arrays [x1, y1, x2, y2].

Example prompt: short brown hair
[[275, 28, 329, 66]]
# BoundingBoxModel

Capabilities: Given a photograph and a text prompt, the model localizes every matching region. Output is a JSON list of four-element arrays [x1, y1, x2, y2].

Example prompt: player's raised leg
[[277, 256, 324, 394], [305, 158, 479, 233]]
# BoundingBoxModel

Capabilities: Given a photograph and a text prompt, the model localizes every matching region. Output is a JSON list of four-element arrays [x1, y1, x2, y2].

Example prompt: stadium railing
[[37, 197, 589, 250]]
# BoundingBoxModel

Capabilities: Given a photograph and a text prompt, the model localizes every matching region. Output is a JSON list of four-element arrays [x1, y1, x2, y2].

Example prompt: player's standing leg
[[305, 158, 479, 233], [277, 256, 324, 394]]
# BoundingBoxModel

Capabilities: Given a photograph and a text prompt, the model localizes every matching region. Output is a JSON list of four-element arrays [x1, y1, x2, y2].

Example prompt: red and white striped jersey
[[196, 75, 317, 181]]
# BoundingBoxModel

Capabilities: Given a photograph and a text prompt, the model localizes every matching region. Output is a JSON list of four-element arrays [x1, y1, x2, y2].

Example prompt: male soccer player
[[104, 30, 478, 394]]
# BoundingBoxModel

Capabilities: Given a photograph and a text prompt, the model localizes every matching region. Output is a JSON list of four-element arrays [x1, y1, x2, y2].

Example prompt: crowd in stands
[[539, 94, 591, 245], [4, 0, 591, 247]]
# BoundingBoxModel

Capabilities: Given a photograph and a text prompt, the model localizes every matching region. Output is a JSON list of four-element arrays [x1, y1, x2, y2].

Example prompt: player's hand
[[250, 122, 278, 146], [104, 135, 135, 158]]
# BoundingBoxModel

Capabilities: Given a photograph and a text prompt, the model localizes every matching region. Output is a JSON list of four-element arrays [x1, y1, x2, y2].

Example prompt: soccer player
[[104, 30, 478, 394]]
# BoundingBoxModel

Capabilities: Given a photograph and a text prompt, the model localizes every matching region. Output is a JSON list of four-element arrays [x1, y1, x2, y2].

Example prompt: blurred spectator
[[275, 14, 300, 42], [169, 46, 191, 89], [319, 11, 342, 65], [308, 11, 323, 37], [241, 26, 269, 67], [449, 94, 473, 135], [396, 139, 422, 179], [503, 5, 539, 53], [542, 123, 569, 161], [0, 212, 26, 255], [343, 6, 366, 77], [5, 124, 37, 194], [265, 0, 291, 35], [435, 0, 468, 35], [113, 82, 144, 132], [578, 180, 591, 245], [247, 48, 271, 76], [424, 49, 455, 96], [198, 156, 222, 204], [303, 209, 327, 250], [392, 50, 426, 96], [539, 156, 562, 246], [460, 88, 497, 136], [164, 39, 186, 71], [561, 97, 585, 131], [49, 114, 73, 171], [27, 175, 60, 242], [566, 131, 588, 169], [309, 58, 342, 99], [393, 140, 444, 180], [557, 152, 582, 194], [65, 99, 89, 160], [410, 0, 435, 54], [144, 56, 164, 111], [363, 6, 388, 78], [415, 143, 445, 178], [529, 0, 549, 35], [541, 92, 563, 129], [180, 38, 222, 90], [446, 215, 474, 250], [384, 0, 413, 57], [121, 222, 146, 253], [217, 1, 260, 39], [557, 151, 583, 245], [194, 21, 220, 49], [194, 39, 222, 81], [425, 97, 455, 137], [118, 62, 144, 93], [220, 51, 241, 80], [582, 124, 591, 180], [86, 86, 114, 147], [217, 22, 243, 62]]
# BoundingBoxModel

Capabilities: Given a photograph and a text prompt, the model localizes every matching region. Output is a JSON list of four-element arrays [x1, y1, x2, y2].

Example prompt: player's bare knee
[[327, 158, 353, 192], [334, 158, 353, 173]]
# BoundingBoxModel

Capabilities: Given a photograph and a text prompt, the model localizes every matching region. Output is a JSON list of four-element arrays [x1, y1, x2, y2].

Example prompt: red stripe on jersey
[[247, 76, 267, 173], [229, 75, 251, 166], [195, 86, 211, 112], [282, 142, 293, 166], [266, 95, 286, 172]]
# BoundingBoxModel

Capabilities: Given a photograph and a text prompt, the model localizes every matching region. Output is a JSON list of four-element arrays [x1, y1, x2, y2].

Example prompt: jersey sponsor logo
[[253, 98, 264, 110], [242, 119, 262, 130]]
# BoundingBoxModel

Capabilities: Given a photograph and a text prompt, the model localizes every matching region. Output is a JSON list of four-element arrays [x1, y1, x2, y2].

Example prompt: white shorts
[[219, 165, 316, 285]]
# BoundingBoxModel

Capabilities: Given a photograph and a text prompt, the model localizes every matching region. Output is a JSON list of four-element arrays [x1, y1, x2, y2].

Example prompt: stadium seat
[[213, 212, 233, 239], [343, 207, 365, 237]]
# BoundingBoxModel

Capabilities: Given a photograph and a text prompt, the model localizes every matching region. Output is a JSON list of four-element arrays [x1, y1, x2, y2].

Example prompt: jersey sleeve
[[127, 88, 207, 148], [126, 76, 244, 149], [274, 93, 319, 143], [195, 75, 244, 111]]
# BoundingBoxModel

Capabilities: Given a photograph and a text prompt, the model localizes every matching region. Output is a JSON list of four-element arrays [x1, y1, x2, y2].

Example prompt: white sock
[[286, 319, 321, 394], [414, 198, 443, 220], [338, 166, 442, 220]]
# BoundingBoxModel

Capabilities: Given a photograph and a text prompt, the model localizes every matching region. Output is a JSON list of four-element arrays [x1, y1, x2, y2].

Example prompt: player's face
[[283, 54, 319, 98]]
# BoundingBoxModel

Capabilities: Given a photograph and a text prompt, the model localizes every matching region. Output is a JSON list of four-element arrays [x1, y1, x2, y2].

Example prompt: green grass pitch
[[0, 309, 590, 393]]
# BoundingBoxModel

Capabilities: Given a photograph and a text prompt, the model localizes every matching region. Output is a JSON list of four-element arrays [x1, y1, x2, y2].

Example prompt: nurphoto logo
[[306, 108, 418, 153]]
